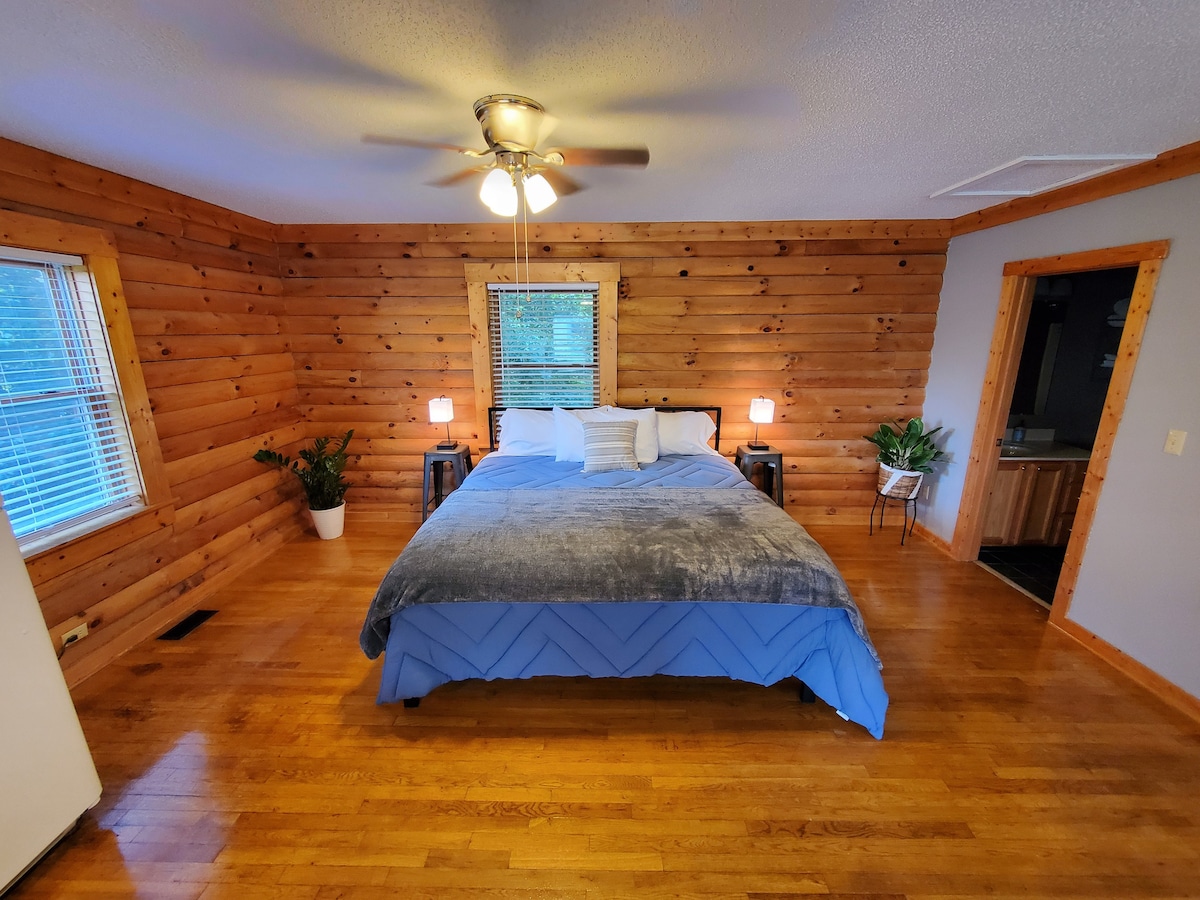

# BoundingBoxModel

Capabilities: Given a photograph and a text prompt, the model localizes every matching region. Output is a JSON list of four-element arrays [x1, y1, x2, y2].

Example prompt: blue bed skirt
[[376, 599, 888, 739]]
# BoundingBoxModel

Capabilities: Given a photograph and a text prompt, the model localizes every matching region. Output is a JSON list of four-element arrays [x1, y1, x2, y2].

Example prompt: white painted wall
[[923, 174, 1200, 699]]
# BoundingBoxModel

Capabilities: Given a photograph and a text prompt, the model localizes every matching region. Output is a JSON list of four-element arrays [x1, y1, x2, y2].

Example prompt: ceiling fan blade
[[536, 112, 560, 147], [362, 134, 488, 157], [545, 146, 650, 167], [143, 4, 428, 93], [600, 85, 797, 118], [537, 168, 584, 197], [427, 165, 492, 188]]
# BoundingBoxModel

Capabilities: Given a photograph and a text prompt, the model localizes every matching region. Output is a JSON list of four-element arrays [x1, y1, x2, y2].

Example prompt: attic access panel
[[931, 155, 1155, 198]]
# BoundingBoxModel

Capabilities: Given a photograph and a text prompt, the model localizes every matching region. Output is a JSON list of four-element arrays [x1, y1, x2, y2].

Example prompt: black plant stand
[[869, 490, 918, 545]]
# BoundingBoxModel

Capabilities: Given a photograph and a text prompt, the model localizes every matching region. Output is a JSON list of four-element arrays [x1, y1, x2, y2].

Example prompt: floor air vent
[[157, 609, 217, 640]]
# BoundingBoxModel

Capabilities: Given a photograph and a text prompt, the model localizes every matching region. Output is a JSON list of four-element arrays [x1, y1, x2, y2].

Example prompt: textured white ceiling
[[1, 0, 1199, 224]]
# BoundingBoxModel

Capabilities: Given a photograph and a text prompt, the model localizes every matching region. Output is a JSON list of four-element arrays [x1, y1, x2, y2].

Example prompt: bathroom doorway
[[949, 240, 1168, 628], [977, 266, 1138, 606]]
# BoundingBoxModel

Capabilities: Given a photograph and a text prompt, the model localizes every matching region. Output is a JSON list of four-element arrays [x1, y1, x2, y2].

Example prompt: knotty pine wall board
[[0, 131, 950, 686], [276, 221, 948, 523], [0, 137, 304, 683]]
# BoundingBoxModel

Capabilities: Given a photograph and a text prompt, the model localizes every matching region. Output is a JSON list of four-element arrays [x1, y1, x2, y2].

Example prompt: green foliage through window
[[489, 285, 600, 407], [0, 253, 143, 548]]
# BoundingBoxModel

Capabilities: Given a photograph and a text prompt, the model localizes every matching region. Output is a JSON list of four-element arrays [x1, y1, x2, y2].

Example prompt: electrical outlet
[[1164, 429, 1187, 456], [62, 623, 88, 648]]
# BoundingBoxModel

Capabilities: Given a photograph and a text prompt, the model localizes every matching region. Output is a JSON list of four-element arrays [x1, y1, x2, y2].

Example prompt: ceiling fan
[[364, 94, 650, 214]]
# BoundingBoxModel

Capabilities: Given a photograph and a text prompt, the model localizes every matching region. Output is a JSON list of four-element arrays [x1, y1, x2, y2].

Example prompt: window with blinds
[[0, 246, 146, 552], [487, 282, 601, 407]]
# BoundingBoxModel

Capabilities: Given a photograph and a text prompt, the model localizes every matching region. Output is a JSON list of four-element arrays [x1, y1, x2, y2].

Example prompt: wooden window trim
[[0, 208, 174, 570], [465, 262, 619, 434]]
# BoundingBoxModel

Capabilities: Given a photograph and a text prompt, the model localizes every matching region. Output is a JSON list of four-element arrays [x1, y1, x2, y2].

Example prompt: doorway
[[949, 241, 1169, 628], [977, 266, 1138, 606]]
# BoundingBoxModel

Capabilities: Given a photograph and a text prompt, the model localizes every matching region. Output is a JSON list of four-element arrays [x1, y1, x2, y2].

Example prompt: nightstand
[[422, 444, 473, 521], [735, 445, 784, 507]]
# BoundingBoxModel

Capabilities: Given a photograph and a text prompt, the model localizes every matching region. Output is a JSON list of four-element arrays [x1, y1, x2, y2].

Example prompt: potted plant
[[864, 417, 945, 499], [254, 430, 354, 539]]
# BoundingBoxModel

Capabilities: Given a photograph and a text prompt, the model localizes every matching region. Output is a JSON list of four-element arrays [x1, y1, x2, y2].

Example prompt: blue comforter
[[361, 454, 888, 738]]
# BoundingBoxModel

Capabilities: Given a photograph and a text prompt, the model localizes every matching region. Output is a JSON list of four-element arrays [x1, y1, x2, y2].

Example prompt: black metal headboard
[[488, 406, 723, 453]]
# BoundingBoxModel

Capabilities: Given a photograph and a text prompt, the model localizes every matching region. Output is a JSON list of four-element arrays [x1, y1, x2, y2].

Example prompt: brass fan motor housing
[[472, 94, 545, 153]]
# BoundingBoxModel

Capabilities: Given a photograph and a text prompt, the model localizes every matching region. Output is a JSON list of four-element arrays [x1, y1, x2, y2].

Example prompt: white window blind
[[487, 282, 600, 407], [0, 246, 146, 553]]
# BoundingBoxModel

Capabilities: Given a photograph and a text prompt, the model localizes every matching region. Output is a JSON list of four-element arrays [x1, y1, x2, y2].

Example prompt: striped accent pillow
[[582, 420, 641, 473]]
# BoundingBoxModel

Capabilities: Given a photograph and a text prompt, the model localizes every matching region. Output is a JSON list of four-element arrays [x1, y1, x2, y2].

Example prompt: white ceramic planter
[[309, 502, 346, 540]]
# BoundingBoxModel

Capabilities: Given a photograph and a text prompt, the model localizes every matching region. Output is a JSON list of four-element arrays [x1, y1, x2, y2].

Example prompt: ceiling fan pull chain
[[523, 181, 531, 300], [512, 202, 521, 299]]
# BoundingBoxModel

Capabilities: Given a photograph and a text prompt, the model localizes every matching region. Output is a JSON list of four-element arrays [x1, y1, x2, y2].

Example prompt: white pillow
[[608, 406, 659, 464], [553, 406, 659, 464], [553, 406, 606, 462], [657, 410, 720, 456], [582, 420, 640, 473], [497, 408, 557, 455]]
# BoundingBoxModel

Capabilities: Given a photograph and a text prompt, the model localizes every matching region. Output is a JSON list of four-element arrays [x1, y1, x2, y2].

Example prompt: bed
[[360, 406, 888, 738]]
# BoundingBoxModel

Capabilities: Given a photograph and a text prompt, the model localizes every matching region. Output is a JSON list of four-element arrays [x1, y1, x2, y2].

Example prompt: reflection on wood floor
[[12, 521, 1200, 899]]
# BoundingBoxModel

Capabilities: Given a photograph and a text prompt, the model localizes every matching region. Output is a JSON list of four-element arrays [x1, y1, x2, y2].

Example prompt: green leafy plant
[[864, 418, 945, 473], [254, 431, 354, 510]]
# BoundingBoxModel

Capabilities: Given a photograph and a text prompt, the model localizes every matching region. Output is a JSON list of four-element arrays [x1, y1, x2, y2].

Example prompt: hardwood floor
[[13, 520, 1200, 899]]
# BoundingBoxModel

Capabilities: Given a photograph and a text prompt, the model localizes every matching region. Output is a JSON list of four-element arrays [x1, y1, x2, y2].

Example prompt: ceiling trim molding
[[950, 140, 1200, 237]]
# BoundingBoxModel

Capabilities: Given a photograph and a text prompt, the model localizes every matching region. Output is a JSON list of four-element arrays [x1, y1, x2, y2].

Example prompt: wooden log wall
[[0, 133, 950, 682], [277, 221, 949, 524], [0, 138, 304, 683]]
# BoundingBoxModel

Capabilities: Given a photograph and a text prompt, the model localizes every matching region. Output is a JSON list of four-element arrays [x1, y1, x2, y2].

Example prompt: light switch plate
[[1164, 429, 1187, 455]]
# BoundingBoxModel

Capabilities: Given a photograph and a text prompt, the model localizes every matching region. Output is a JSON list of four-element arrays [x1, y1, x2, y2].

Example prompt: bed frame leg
[[402, 697, 421, 708], [798, 682, 816, 704]]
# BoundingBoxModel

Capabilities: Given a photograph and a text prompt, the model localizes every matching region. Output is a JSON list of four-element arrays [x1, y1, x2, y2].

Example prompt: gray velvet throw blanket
[[360, 486, 879, 664]]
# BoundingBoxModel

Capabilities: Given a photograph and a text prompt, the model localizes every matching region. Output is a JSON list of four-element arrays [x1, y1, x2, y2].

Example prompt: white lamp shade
[[428, 396, 454, 424], [523, 172, 557, 213], [749, 396, 775, 424], [480, 168, 517, 216]]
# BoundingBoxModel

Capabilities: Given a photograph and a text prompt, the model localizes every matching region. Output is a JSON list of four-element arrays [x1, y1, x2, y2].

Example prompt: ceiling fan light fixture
[[480, 167, 517, 216], [382, 94, 648, 214], [523, 172, 557, 213]]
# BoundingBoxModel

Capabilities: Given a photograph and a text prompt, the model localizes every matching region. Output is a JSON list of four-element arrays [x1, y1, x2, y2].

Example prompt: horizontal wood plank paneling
[[0, 136, 302, 679], [4, 133, 952, 682], [0, 136, 276, 242], [279, 220, 948, 522], [278, 219, 950, 244], [280, 253, 946, 279]]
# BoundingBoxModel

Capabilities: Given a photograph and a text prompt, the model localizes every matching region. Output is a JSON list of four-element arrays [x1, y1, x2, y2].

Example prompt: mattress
[[362, 453, 888, 738]]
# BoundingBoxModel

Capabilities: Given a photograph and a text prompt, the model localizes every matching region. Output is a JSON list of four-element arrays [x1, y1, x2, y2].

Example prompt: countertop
[[999, 441, 1091, 461]]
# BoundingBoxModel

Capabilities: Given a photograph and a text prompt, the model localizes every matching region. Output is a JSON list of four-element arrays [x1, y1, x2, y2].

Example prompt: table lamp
[[748, 396, 775, 450], [428, 396, 456, 449]]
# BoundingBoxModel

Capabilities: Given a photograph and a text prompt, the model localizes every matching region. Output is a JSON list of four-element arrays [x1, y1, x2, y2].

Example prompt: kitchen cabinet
[[980, 461, 1027, 545], [981, 458, 1084, 547], [1052, 463, 1088, 546]]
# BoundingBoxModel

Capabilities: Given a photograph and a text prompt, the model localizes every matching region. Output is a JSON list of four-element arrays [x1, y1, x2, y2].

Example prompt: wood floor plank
[[9, 521, 1200, 899]]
